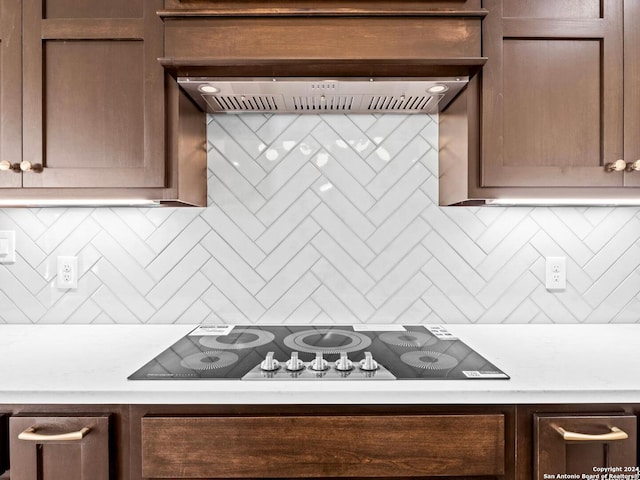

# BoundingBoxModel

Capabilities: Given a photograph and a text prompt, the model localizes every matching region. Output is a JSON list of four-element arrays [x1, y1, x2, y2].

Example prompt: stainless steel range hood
[[177, 77, 469, 114]]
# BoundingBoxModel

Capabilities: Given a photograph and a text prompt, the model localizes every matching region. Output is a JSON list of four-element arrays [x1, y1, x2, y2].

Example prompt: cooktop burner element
[[128, 325, 509, 381], [283, 328, 372, 354], [180, 351, 239, 370], [400, 351, 459, 371], [199, 328, 275, 350], [379, 331, 437, 348]]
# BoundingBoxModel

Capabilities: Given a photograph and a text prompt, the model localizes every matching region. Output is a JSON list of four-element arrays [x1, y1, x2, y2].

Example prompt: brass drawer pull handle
[[18, 426, 90, 442], [605, 159, 627, 172], [555, 426, 628, 442]]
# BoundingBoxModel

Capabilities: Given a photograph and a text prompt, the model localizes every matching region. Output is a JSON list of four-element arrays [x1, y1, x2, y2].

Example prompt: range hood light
[[426, 85, 448, 94], [198, 84, 220, 94]]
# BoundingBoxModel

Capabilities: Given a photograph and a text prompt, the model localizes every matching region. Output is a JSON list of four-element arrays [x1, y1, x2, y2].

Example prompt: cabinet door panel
[[0, 0, 22, 188], [44, 0, 142, 19], [9, 415, 110, 480], [535, 415, 636, 480], [503, 0, 601, 19], [21, 0, 165, 189], [482, 0, 624, 188]]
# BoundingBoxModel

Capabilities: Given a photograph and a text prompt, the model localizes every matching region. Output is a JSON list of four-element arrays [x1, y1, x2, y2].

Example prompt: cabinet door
[[482, 0, 625, 188], [624, 0, 640, 186], [9, 415, 110, 480], [0, 0, 22, 188], [21, 0, 165, 189], [535, 414, 637, 480]]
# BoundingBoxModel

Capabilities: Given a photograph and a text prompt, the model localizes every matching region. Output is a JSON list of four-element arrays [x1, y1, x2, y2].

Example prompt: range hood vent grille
[[205, 95, 281, 112], [292, 95, 356, 111], [180, 77, 468, 114], [366, 95, 434, 112]]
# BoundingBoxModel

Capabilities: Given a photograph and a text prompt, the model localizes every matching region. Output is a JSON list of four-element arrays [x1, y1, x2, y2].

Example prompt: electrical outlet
[[56, 256, 78, 289], [545, 256, 566, 291]]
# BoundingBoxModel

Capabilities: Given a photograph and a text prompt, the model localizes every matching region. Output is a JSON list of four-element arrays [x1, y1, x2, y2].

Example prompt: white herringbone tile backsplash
[[1, 113, 640, 324]]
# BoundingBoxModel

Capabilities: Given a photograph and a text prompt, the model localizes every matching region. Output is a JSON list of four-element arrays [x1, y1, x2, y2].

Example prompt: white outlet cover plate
[[0, 231, 16, 264], [56, 256, 78, 289], [545, 256, 566, 291]]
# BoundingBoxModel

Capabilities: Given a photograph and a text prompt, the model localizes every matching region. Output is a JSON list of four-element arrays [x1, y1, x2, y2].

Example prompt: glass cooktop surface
[[128, 325, 509, 381]]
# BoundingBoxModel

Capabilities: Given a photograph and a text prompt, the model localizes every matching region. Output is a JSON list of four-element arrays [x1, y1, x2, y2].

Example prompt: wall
[[1, 113, 640, 324]]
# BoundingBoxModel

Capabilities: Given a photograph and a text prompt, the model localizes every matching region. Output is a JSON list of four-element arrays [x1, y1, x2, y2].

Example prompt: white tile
[[255, 244, 320, 308], [312, 178, 376, 240], [256, 163, 321, 225], [367, 190, 429, 253], [201, 206, 266, 267], [311, 231, 375, 293], [312, 151, 376, 212], [200, 230, 265, 295], [256, 190, 321, 252], [256, 136, 320, 198], [366, 163, 430, 226], [200, 257, 266, 320], [147, 273, 212, 323], [208, 178, 266, 240], [366, 136, 431, 199], [256, 217, 320, 280], [311, 204, 375, 267], [146, 217, 211, 280], [260, 272, 321, 322], [310, 121, 376, 183], [366, 245, 431, 308], [366, 217, 431, 281], [311, 258, 375, 320], [146, 245, 212, 308]]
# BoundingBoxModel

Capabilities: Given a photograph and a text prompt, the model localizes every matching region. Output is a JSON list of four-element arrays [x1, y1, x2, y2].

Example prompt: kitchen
[[0, 0, 639, 479]]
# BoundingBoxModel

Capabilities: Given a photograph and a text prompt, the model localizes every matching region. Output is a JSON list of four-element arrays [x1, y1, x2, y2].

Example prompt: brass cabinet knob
[[605, 159, 627, 172], [19, 161, 43, 173], [626, 159, 640, 172], [0, 160, 20, 172]]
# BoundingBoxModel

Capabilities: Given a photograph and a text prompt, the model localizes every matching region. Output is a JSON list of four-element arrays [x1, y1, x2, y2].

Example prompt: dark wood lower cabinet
[[0, 404, 639, 480]]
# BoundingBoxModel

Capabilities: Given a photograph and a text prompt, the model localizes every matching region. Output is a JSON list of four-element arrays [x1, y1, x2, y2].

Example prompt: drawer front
[[142, 414, 505, 478], [9, 415, 110, 480], [535, 414, 637, 480]]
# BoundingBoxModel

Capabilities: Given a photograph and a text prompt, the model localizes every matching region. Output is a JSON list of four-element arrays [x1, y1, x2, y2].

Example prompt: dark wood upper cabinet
[[21, 0, 165, 190], [0, 0, 207, 206], [9, 415, 111, 480], [481, 0, 625, 188], [440, 0, 640, 204]]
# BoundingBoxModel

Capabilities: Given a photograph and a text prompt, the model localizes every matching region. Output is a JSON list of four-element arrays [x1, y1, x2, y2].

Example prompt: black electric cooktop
[[129, 325, 509, 381]]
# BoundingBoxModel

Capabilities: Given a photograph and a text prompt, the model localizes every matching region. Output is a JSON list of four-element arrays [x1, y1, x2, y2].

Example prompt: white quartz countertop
[[0, 324, 638, 405]]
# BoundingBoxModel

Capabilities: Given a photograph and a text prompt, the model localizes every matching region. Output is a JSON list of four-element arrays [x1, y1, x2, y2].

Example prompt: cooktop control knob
[[260, 352, 280, 372], [334, 352, 354, 371], [359, 352, 379, 371], [285, 351, 304, 371], [310, 352, 329, 371]]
